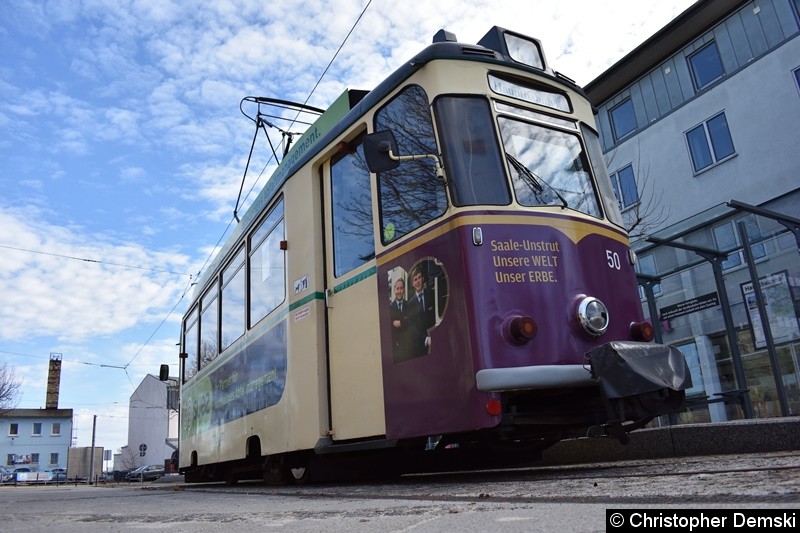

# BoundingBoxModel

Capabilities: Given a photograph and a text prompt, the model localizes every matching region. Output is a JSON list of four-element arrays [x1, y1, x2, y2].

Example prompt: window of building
[[6, 454, 13, 465], [685, 112, 735, 173], [375, 85, 447, 244], [30, 453, 39, 464], [609, 98, 637, 142], [50, 453, 59, 465], [794, 67, 800, 95], [220, 247, 245, 352], [688, 41, 725, 90], [712, 216, 766, 271], [32, 422, 42, 436], [610, 164, 639, 210], [249, 199, 286, 325], [8, 423, 18, 436], [51, 422, 61, 436], [331, 138, 375, 277]]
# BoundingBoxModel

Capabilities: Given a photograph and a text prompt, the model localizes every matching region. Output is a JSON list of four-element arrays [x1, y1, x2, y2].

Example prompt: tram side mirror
[[159, 364, 169, 381], [363, 130, 400, 173]]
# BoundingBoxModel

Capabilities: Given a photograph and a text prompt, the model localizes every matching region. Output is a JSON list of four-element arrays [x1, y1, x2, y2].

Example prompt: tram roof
[[193, 27, 587, 298]]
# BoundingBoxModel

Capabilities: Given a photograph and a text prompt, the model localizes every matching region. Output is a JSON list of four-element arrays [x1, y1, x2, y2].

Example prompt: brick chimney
[[46, 353, 62, 409]]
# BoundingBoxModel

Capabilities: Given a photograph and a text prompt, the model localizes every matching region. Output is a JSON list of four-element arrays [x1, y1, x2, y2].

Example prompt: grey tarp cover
[[588, 341, 692, 399]]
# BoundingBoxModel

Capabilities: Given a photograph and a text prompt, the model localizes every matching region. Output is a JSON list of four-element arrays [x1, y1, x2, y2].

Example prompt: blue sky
[[0, 0, 696, 457]]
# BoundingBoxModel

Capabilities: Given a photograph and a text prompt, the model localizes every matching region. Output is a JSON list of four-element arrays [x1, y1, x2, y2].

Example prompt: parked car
[[49, 468, 67, 482], [0, 465, 13, 483], [13, 467, 31, 473], [124, 464, 164, 482]]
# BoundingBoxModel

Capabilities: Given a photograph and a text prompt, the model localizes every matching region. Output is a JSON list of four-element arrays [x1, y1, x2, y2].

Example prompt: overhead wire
[[236, 0, 374, 212], [6, 2, 376, 391], [0, 243, 191, 277], [158, 2, 376, 366]]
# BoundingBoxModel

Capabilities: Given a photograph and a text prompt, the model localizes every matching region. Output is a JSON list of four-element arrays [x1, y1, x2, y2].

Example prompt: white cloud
[[0, 0, 696, 454], [0, 207, 192, 342]]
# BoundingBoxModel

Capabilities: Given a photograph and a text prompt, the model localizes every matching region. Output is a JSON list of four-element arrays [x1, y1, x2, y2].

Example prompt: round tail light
[[630, 320, 655, 342], [508, 315, 537, 344]]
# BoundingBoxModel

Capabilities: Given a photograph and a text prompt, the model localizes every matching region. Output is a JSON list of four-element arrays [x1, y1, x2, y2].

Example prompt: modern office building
[[585, 0, 800, 423]]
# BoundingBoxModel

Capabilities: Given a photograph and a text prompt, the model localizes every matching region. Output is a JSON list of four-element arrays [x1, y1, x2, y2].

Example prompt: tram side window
[[331, 140, 375, 277], [199, 282, 219, 370], [221, 247, 245, 351], [183, 307, 199, 382], [375, 85, 447, 244], [434, 96, 510, 206], [250, 200, 286, 326]]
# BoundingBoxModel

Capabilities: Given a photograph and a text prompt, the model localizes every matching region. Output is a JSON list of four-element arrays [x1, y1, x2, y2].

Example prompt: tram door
[[321, 143, 386, 441]]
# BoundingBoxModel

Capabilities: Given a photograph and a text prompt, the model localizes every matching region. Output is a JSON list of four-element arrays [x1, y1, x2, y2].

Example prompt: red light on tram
[[630, 321, 655, 342], [486, 399, 502, 417], [508, 315, 537, 344]]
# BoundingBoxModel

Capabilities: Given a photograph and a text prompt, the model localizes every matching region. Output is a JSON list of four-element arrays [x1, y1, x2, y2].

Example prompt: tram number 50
[[606, 250, 621, 270]]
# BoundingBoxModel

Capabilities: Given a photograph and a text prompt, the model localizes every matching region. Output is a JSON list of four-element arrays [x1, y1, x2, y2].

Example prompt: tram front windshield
[[435, 95, 603, 220], [498, 116, 601, 218]]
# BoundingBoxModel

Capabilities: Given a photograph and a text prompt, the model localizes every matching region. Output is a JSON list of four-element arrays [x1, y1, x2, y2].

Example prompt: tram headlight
[[577, 297, 609, 337]]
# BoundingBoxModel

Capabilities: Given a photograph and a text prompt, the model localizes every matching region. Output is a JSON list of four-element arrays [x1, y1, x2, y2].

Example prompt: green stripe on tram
[[334, 266, 377, 293]]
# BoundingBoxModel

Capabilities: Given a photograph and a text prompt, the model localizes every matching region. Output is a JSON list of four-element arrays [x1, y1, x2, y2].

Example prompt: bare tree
[[0, 363, 22, 414], [117, 446, 139, 471], [605, 139, 671, 241]]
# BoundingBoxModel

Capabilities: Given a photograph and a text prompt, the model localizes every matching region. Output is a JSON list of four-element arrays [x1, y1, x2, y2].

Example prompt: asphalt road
[[2, 451, 799, 532]]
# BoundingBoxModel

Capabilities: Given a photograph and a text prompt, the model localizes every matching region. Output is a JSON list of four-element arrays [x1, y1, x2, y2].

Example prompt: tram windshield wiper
[[505, 152, 568, 208]]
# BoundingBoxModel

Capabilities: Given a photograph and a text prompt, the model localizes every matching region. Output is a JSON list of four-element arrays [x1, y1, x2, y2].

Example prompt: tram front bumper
[[587, 340, 692, 398]]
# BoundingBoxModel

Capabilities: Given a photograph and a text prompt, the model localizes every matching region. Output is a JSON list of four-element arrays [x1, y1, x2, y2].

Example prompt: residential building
[[0, 408, 73, 471], [114, 374, 178, 472], [585, 0, 800, 423]]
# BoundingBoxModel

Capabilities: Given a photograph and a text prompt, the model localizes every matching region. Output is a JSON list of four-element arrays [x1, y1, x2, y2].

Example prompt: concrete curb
[[539, 417, 800, 465]]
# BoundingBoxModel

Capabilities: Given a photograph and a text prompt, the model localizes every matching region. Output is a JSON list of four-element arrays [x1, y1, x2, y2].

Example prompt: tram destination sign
[[659, 292, 720, 321]]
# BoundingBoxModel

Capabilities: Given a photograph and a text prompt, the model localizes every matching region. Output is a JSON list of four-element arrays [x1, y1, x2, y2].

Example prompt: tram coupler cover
[[587, 341, 692, 399]]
